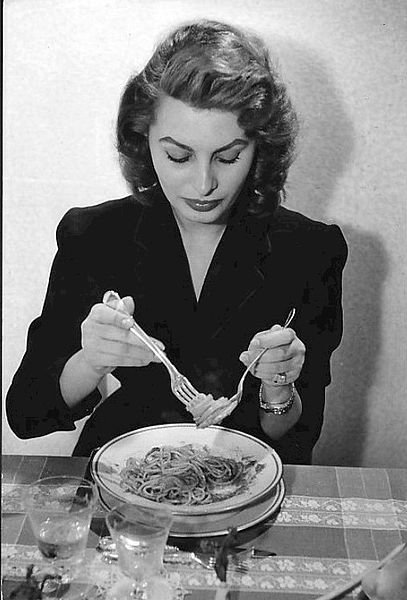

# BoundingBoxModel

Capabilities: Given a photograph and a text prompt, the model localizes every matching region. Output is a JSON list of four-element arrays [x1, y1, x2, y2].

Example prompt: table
[[2, 455, 406, 599]]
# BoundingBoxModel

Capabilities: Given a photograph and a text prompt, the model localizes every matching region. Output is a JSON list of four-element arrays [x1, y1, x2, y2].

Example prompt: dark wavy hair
[[117, 19, 298, 215]]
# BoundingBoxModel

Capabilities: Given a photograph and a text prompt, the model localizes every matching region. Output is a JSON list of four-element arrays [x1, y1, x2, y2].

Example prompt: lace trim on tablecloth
[[273, 496, 407, 529], [1, 543, 382, 596], [5, 486, 405, 530]]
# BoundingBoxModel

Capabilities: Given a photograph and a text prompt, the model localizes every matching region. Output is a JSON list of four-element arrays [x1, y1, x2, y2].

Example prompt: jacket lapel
[[124, 199, 198, 347], [197, 208, 304, 340], [197, 214, 272, 339]]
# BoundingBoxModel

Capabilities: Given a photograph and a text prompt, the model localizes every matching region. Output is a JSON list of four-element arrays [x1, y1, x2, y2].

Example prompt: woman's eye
[[217, 154, 241, 164], [166, 153, 190, 164]]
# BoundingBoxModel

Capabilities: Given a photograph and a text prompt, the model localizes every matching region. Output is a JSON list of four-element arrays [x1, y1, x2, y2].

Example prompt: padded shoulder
[[56, 196, 142, 246]]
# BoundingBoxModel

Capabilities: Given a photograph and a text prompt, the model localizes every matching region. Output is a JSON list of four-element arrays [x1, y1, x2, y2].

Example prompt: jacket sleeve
[[6, 209, 102, 439], [268, 223, 348, 463]]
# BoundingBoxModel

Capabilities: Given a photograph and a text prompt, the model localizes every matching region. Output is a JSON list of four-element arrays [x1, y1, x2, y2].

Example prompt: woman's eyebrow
[[159, 136, 249, 153]]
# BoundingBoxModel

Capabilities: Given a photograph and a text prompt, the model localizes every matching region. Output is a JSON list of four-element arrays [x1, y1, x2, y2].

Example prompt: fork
[[231, 307, 296, 405], [205, 308, 296, 425], [102, 291, 200, 406], [197, 554, 249, 573]]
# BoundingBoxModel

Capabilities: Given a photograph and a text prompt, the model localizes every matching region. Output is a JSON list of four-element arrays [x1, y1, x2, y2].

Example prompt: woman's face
[[148, 95, 256, 227]]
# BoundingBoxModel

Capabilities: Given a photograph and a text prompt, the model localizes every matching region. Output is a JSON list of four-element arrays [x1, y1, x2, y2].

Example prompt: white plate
[[171, 479, 286, 537], [98, 479, 285, 537], [91, 424, 283, 517]]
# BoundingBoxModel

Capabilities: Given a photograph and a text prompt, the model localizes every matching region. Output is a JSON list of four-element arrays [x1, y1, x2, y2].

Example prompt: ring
[[273, 372, 287, 385]]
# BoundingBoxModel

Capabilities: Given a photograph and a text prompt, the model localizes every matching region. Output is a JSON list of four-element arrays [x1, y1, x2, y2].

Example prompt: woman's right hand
[[80, 296, 165, 376]]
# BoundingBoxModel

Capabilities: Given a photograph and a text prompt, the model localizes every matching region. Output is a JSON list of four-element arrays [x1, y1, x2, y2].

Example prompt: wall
[[3, 0, 407, 466]]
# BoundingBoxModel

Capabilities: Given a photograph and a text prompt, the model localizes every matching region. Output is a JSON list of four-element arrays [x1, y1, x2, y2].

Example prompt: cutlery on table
[[315, 542, 406, 600], [103, 290, 200, 405], [96, 536, 274, 571]]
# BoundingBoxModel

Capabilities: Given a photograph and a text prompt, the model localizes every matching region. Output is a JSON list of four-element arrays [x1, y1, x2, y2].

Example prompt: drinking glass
[[106, 503, 173, 600], [24, 476, 97, 598]]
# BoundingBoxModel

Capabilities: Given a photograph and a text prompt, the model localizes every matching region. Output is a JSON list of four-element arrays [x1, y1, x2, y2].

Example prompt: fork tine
[[179, 386, 199, 404], [178, 383, 197, 401], [206, 557, 248, 573], [183, 380, 200, 395], [234, 564, 248, 573], [231, 559, 249, 571], [173, 389, 191, 406]]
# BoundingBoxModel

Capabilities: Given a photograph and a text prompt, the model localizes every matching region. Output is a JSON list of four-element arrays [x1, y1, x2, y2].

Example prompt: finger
[[240, 344, 294, 365], [88, 305, 166, 351], [245, 330, 294, 355], [260, 369, 300, 386], [97, 294, 134, 324], [252, 327, 296, 349], [121, 296, 135, 316], [91, 350, 154, 368], [102, 290, 121, 309], [106, 324, 165, 352], [255, 357, 299, 374], [89, 303, 130, 327], [86, 322, 137, 343], [87, 338, 160, 364], [254, 365, 301, 384]]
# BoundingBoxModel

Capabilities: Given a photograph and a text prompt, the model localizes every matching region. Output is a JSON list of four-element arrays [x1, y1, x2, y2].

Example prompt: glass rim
[[105, 501, 174, 526], [26, 475, 96, 487], [24, 475, 97, 511]]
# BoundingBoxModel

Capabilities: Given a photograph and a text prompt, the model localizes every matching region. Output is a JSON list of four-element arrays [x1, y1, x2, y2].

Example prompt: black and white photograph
[[3, 1, 407, 598]]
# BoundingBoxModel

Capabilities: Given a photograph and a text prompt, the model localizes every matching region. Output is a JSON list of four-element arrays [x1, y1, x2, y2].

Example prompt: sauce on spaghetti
[[119, 444, 264, 506]]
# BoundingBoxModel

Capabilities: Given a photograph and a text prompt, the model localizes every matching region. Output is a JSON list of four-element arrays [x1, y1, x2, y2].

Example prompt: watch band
[[259, 382, 295, 414]]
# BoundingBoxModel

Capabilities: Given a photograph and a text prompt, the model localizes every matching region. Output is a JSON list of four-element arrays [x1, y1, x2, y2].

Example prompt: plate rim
[[91, 424, 283, 516], [97, 478, 286, 538], [169, 478, 286, 538]]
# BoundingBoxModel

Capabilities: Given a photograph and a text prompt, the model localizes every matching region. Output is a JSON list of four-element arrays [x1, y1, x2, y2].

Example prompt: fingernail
[[121, 317, 134, 328]]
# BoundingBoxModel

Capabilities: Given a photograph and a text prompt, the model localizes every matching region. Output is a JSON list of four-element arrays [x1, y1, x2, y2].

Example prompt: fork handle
[[103, 291, 180, 374], [128, 323, 177, 371]]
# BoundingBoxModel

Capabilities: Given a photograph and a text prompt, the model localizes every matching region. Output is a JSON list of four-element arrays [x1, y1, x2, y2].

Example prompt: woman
[[6, 20, 347, 463]]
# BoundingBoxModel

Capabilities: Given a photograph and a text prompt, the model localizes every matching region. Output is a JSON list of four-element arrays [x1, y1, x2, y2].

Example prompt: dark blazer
[[6, 195, 348, 464]]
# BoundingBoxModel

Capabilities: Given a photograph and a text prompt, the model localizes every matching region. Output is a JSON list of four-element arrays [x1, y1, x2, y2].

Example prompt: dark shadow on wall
[[314, 228, 388, 466], [261, 37, 389, 466]]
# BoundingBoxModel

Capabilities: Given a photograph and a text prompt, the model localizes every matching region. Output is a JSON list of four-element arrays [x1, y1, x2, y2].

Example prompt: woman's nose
[[193, 162, 218, 197]]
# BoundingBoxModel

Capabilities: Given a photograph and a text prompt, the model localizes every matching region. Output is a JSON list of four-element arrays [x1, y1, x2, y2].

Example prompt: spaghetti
[[119, 444, 263, 506]]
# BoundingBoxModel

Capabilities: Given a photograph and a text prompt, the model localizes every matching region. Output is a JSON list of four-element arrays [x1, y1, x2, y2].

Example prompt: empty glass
[[24, 475, 97, 598], [106, 503, 173, 600]]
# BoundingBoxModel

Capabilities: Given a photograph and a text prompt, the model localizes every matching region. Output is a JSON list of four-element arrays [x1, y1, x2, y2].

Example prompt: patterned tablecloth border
[[1, 543, 381, 596], [3, 484, 406, 530]]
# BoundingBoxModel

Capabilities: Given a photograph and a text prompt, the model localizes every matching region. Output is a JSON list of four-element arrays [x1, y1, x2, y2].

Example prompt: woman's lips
[[184, 198, 222, 212]]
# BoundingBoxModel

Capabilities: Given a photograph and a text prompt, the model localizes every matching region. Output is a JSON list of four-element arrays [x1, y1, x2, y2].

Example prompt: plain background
[[3, 0, 407, 466]]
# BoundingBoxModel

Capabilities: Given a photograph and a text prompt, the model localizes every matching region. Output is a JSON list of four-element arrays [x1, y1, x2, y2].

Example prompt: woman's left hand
[[239, 325, 306, 386]]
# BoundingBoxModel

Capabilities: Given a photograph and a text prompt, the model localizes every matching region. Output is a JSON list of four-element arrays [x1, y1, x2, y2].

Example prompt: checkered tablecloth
[[2, 455, 406, 599]]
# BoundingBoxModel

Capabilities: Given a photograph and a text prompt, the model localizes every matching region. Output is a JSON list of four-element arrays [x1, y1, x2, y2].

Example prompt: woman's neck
[[172, 209, 226, 244], [171, 210, 226, 301]]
